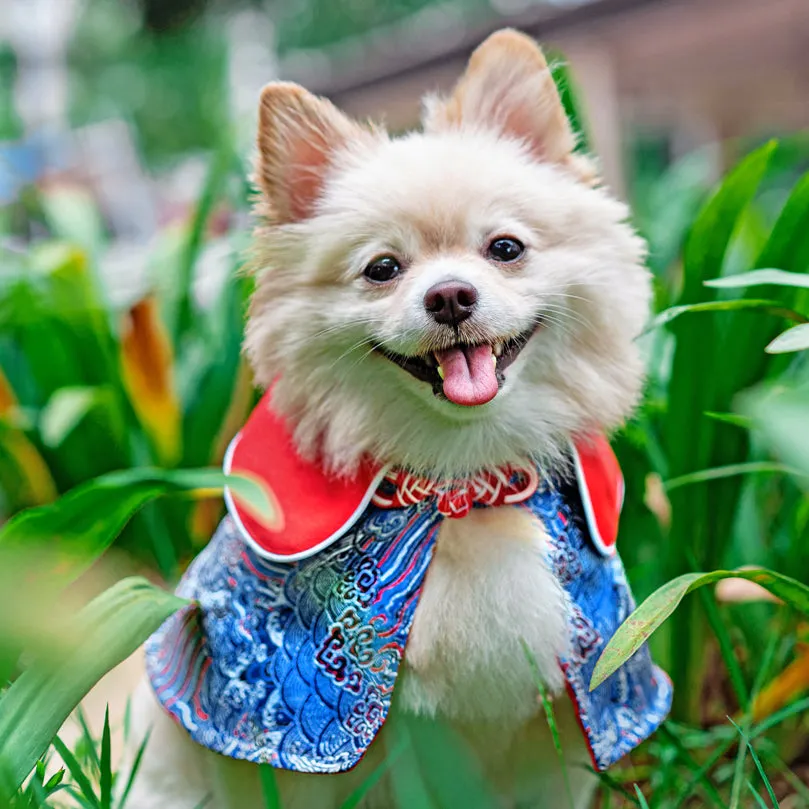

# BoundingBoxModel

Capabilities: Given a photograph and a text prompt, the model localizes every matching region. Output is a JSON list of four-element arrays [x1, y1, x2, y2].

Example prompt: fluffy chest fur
[[399, 505, 570, 724]]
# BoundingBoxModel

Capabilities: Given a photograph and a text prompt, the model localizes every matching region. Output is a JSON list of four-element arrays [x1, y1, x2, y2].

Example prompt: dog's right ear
[[256, 83, 366, 223]]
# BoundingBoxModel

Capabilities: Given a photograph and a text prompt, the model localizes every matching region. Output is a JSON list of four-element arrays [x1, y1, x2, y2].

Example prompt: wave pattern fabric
[[146, 468, 671, 773]]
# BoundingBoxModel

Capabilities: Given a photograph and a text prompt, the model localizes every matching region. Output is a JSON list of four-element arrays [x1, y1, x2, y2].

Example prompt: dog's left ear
[[424, 29, 595, 182], [256, 82, 370, 223]]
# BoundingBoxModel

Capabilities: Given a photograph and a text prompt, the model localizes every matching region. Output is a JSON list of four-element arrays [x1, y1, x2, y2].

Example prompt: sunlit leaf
[[664, 461, 798, 491], [590, 569, 809, 690], [39, 186, 105, 256], [0, 467, 276, 591], [741, 386, 809, 479], [705, 268, 809, 290], [765, 323, 809, 354], [39, 387, 101, 448], [644, 299, 808, 334], [0, 578, 186, 795]]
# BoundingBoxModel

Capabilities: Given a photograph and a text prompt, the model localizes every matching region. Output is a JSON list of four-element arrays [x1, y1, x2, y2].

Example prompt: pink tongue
[[435, 344, 498, 406]]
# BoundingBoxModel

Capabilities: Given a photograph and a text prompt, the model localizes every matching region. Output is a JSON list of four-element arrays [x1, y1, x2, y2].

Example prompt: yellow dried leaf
[[0, 431, 58, 508], [120, 297, 181, 465], [0, 366, 57, 507], [0, 366, 16, 416], [752, 645, 809, 722]]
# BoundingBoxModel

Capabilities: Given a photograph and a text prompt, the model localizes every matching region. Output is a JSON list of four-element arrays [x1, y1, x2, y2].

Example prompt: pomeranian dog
[[121, 29, 667, 809]]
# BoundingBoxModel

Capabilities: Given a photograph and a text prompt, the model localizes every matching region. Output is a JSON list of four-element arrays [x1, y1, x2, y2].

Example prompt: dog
[[121, 29, 670, 809]]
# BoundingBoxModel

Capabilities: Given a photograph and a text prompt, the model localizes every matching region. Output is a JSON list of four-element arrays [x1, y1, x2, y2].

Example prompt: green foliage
[[0, 578, 186, 796], [591, 569, 809, 690]]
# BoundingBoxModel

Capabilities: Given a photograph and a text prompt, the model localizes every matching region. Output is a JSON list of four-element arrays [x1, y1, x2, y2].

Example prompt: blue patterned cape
[[145, 468, 671, 773]]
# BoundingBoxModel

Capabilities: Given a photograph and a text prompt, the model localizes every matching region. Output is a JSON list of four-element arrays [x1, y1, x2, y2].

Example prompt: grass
[[1, 40, 809, 809]]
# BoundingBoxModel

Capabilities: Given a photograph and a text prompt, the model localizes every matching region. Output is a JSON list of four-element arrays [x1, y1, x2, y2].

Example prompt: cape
[[145, 393, 672, 773]]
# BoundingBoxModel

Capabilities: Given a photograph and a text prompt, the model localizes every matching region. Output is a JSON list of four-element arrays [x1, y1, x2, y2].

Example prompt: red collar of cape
[[224, 391, 624, 562]]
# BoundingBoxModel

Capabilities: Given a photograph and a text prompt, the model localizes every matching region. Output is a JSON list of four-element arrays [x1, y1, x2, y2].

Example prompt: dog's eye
[[487, 237, 525, 263], [364, 256, 402, 283]]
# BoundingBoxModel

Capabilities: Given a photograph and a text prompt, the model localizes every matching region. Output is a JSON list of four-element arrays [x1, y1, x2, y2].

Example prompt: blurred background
[[2, 1, 809, 806], [2, 0, 809, 269]]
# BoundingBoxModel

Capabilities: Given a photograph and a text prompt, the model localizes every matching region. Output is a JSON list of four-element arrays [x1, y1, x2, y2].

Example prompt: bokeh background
[[2, 1, 809, 807]]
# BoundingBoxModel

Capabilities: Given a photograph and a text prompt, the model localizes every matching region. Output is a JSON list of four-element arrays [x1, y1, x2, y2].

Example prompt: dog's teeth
[[437, 365, 445, 380], [493, 341, 504, 357], [491, 354, 498, 369]]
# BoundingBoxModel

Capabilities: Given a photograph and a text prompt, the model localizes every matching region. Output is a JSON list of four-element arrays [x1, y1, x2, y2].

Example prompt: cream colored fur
[[122, 29, 651, 809]]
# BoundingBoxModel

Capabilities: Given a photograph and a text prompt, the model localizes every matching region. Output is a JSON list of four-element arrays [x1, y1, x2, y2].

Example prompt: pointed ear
[[256, 82, 368, 222], [424, 30, 594, 181]]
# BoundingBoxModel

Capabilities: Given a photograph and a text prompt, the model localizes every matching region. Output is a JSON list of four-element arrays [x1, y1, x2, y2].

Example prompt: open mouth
[[375, 320, 540, 407]]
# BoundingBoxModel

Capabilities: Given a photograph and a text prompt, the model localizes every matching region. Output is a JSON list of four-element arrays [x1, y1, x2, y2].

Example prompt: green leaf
[[703, 412, 753, 429], [338, 742, 405, 809], [549, 55, 590, 153], [644, 299, 808, 334], [682, 141, 777, 300], [634, 785, 651, 809], [746, 782, 770, 809], [39, 187, 105, 256], [590, 568, 809, 690], [0, 467, 275, 589], [99, 707, 112, 809], [729, 719, 780, 808], [765, 322, 809, 353], [664, 461, 797, 491], [39, 387, 100, 448], [51, 736, 99, 809], [117, 729, 151, 809], [741, 386, 809, 478], [0, 577, 187, 794], [522, 639, 574, 809], [172, 143, 232, 345], [259, 765, 282, 809], [705, 268, 809, 290]]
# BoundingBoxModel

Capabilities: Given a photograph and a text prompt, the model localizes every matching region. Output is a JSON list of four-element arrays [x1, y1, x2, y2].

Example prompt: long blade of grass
[[634, 785, 651, 809], [99, 707, 112, 809], [74, 706, 100, 771], [521, 639, 574, 809], [729, 719, 780, 808], [259, 765, 282, 809], [728, 724, 748, 809], [173, 143, 232, 345], [706, 268, 809, 290], [117, 730, 151, 809], [51, 736, 99, 809], [339, 740, 406, 809], [664, 462, 798, 491], [746, 781, 770, 809], [644, 298, 808, 334]]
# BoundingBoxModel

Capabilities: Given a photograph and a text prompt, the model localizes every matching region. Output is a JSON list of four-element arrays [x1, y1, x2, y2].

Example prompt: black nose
[[424, 281, 479, 325]]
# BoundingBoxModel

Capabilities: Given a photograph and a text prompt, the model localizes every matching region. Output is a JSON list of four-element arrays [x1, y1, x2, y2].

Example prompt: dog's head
[[246, 30, 650, 478]]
